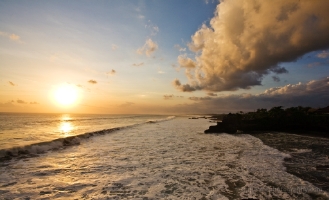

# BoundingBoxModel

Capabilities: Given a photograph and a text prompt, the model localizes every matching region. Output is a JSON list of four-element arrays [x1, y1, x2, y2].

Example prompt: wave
[[146, 116, 176, 123], [0, 115, 176, 162], [24, 115, 144, 125]]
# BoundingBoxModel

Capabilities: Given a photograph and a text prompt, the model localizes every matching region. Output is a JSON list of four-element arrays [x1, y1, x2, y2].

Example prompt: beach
[[0, 116, 328, 199]]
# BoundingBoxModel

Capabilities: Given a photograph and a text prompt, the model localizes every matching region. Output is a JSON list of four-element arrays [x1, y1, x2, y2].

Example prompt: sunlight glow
[[59, 121, 73, 135], [54, 84, 79, 106]]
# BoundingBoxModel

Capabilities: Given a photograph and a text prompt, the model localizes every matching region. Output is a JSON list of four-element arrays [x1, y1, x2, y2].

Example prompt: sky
[[0, 0, 329, 114]]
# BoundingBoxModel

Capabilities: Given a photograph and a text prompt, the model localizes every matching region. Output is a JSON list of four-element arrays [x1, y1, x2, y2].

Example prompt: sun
[[54, 84, 79, 106]]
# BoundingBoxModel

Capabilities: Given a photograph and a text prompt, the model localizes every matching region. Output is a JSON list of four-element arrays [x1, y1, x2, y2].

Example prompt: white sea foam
[[0, 117, 327, 199]]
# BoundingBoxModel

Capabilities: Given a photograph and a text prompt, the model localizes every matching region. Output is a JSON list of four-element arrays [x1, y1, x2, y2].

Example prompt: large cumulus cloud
[[174, 0, 329, 92]]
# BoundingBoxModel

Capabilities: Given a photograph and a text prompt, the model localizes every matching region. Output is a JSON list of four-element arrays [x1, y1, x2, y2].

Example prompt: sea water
[[0, 115, 328, 199], [0, 113, 170, 152]]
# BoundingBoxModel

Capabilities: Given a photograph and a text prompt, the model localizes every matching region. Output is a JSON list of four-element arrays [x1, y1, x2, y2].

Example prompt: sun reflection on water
[[59, 114, 74, 136], [61, 114, 72, 121]]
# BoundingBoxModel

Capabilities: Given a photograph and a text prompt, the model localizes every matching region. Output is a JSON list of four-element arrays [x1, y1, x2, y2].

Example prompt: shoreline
[[200, 114, 329, 193], [242, 130, 329, 139], [249, 132, 329, 193]]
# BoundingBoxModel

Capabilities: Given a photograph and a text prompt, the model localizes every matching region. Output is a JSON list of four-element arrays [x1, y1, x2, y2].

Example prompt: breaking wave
[[0, 116, 175, 162]]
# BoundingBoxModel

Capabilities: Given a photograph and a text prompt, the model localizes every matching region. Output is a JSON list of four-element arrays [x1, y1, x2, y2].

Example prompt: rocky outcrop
[[205, 106, 329, 134], [205, 113, 241, 134]]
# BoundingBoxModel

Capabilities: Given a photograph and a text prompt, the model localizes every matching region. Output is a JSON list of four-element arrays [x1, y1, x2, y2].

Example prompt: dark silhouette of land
[[205, 106, 329, 136]]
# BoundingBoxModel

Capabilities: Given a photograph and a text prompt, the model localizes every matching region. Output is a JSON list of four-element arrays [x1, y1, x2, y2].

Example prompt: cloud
[[178, 55, 196, 68], [204, 0, 215, 4], [16, 99, 27, 104], [10, 34, 20, 41], [8, 81, 15, 86], [207, 92, 217, 96], [158, 70, 165, 74], [120, 102, 135, 107], [0, 31, 23, 43], [137, 39, 158, 57], [0, 101, 15, 108], [317, 50, 329, 58], [188, 96, 212, 101], [30, 101, 39, 105], [107, 69, 116, 75], [132, 62, 144, 67], [163, 95, 174, 100], [270, 66, 288, 74], [153, 26, 159, 32], [152, 25, 159, 35], [112, 44, 118, 50], [174, 0, 329, 92], [88, 80, 97, 84], [174, 44, 186, 52], [307, 62, 324, 68], [163, 95, 184, 100], [272, 76, 280, 82], [172, 79, 202, 92], [172, 77, 329, 113], [262, 77, 329, 97], [145, 21, 160, 36]]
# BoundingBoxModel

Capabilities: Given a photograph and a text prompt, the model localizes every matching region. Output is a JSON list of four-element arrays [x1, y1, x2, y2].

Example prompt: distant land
[[205, 106, 329, 136]]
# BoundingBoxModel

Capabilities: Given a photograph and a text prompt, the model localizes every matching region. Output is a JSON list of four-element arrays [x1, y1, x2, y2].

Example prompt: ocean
[[0, 113, 328, 199]]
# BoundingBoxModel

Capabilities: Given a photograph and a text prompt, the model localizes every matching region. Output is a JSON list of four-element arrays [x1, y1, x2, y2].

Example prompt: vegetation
[[205, 106, 329, 134]]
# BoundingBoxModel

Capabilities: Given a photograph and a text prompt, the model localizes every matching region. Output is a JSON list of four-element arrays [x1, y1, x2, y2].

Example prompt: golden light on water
[[59, 121, 73, 135], [59, 115, 74, 135]]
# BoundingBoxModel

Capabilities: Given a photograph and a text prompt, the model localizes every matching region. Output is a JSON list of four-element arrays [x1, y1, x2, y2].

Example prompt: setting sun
[[54, 84, 79, 106]]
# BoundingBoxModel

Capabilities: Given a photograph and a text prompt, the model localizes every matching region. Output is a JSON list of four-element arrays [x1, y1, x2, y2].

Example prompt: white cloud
[[174, 0, 329, 92], [137, 39, 158, 57]]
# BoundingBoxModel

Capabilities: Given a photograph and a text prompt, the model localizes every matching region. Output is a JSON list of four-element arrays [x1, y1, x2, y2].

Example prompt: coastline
[[203, 107, 329, 194], [249, 132, 329, 193]]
